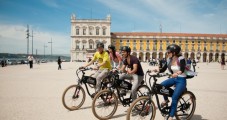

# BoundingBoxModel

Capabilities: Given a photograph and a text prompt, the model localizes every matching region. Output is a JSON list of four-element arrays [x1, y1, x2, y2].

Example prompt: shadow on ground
[[191, 114, 208, 120]]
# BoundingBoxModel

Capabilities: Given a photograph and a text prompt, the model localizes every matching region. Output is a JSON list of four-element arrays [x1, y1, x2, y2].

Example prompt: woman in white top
[[108, 45, 122, 69], [154, 44, 186, 120]]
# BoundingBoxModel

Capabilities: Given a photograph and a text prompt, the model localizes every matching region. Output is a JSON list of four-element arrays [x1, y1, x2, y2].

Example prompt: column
[[137, 52, 139, 59], [143, 52, 146, 62], [157, 51, 159, 59]]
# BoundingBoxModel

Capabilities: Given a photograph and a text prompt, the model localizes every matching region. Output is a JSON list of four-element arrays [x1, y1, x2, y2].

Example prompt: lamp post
[[44, 44, 48, 59], [26, 25, 29, 56], [48, 38, 53, 57], [30, 30, 34, 56]]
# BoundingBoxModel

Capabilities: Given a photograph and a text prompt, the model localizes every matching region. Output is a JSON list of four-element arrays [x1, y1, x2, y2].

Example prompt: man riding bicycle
[[118, 46, 144, 101], [81, 42, 112, 97], [153, 44, 187, 120]]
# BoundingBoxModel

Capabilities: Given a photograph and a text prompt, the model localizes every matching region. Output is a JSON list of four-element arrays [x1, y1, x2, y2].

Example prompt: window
[[133, 43, 136, 50], [140, 40, 142, 42], [89, 26, 94, 35], [103, 28, 106, 35], [96, 28, 99, 35], [140, 42, 143, 50], [210, 42, 213, 50], [147, 44, 149, 50], [134, 40, 136, 42], [173, 40, 175, 43], [76, 42, 80, 49], [127, 40, 129, 42], [185, 44, 188, 51], [89, 45, 92, 49], [147, 40, 149, 43], [167, 40, 170, 46], [83, 29, 86, 35], [76, 29, 79, 35]]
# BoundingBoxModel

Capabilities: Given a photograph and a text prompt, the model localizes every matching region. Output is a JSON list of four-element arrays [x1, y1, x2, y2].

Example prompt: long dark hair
[[111, 48, 117, 59]]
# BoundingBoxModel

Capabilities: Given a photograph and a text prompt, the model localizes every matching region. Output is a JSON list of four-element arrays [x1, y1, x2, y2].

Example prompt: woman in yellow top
[[81, 42, 111, 97]]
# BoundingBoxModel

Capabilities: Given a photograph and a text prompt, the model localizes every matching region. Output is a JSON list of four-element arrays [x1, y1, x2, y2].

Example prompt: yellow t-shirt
[[92, 51, 112, 70]]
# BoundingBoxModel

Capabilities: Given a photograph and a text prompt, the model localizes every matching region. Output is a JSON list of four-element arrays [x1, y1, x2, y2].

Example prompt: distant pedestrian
[[28, 55, 34, 69], [192, 59, 197, 72], [1, 57, 7, 67], [221, 57, 225, 70], [58, 56, 62, 70]]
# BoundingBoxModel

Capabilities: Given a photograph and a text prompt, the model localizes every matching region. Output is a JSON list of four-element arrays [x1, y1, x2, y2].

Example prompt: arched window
[[96, 27, 100, 35], [89, 26, 94, 35], [83, 27, 86, 35], [102, 27, 106, 35], [76, 26, 80, 35]]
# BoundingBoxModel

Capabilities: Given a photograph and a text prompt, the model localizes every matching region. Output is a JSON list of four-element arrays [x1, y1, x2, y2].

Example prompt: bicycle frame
[[146, 72, 173, 115]]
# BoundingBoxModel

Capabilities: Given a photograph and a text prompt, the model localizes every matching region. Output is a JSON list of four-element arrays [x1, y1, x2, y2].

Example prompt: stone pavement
[[0, 62, 227, 120]]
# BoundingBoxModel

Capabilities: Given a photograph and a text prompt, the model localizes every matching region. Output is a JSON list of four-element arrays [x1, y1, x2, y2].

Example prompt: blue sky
[[0, 0, 227, 55]]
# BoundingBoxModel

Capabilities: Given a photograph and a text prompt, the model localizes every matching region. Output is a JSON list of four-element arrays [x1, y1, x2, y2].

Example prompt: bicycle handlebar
[[146, 70, 170, 78]]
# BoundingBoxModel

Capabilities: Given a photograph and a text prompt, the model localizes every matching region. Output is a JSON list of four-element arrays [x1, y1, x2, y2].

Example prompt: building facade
[[111, 32, 227, 62], [70, 15, 227, 62], [70, 14, 111, 61]]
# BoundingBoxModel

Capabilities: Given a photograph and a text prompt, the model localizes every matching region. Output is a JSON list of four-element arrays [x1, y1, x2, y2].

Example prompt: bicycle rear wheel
[[175, 91, 196, 120], [62, 85, 86, 111], [92, 89, 118, 120], [126, 96, 156, 120]]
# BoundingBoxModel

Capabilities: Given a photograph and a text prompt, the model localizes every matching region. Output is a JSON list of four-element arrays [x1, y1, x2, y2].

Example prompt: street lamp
[[30, 30, 34, 56], [48, 38, 53, 56], [44, 44, 48, 59], [26, 25, 29, 56]]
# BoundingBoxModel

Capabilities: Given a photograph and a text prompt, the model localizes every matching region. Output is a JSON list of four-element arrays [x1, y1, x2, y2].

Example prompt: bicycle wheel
[[137, 85, 150, 97], [126, 96, 156, 120], [92, 89, 118, 120], [62, 85, 86, 111], [175, 91, 196, 120]]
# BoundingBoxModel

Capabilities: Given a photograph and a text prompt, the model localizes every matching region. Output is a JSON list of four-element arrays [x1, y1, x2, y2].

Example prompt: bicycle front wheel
[[175, 91, 196, 120], [92, 89, 118, 120], [126, 96, 156, 120], [137, 85, 150, 97], [62, 85, 86, 111]]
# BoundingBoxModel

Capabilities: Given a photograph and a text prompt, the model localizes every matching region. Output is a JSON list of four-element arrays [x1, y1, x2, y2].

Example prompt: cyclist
[[153, 44, 186, 120], [118, 46, 144, 101], [81, 42, 112, 96], [108, 45, 122, 69]]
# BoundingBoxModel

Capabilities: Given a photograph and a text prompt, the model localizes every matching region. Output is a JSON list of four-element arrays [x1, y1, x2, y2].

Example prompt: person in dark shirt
[[58, 56, 62, 70], [118, 46, 144, 101], [192, 59, 197, 72]]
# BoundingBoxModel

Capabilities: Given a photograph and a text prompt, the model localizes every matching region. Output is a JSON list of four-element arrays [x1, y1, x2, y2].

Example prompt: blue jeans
[[161, 77, 186, 117]]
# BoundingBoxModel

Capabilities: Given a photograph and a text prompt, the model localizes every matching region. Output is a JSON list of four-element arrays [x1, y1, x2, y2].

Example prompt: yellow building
[[111, 32, 227, 62]]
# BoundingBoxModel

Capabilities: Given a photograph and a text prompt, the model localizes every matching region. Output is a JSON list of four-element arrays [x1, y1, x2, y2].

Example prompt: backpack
[[167, 56, 197, 79]]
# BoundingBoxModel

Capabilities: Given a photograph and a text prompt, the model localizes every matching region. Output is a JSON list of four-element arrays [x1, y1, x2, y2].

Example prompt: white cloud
[[98, 0, 227, 34], [41, 0, 60, 8], [0, 24, 70, 55]]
